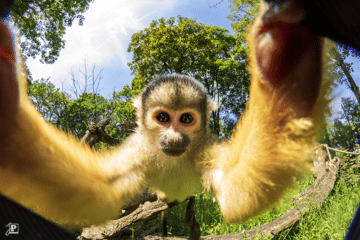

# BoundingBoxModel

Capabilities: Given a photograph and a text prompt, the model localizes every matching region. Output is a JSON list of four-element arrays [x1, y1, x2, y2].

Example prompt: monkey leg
[[161, 210, 168, 236]]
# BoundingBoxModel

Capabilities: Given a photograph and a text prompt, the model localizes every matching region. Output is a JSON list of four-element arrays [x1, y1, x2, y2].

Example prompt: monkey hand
[[0, 21, 18, 148], [253, 0, 324, 118]]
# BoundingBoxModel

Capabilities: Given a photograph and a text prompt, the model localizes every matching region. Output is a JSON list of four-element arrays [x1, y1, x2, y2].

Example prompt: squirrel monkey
[[0, 0, 331, 228]]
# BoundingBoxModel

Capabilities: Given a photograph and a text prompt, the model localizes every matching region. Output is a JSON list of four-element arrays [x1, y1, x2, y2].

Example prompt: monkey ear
[[132, 95, 144, 121], [208, 98, 219, 111]]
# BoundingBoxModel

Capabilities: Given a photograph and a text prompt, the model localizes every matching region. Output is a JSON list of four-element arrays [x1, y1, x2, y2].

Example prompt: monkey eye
[[180, 114, 193, 124], [156, 112, 170, 122]]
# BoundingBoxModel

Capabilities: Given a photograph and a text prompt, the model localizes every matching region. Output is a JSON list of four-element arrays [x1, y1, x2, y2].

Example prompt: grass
[[147, 162, 360, 239], [274, 178, 360, 239]]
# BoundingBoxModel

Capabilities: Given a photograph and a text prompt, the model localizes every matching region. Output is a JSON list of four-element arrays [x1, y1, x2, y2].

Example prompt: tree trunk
[[334, 49, 360, 104]]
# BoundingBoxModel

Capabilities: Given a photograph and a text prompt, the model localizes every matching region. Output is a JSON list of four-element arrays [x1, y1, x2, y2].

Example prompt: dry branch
[[80, 119, 121, 148], [80, 200, 179, 240]]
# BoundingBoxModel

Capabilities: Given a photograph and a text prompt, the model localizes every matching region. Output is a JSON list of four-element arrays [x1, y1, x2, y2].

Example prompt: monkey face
[[149, 107, 200, 157], [134, 75, 217, 157]]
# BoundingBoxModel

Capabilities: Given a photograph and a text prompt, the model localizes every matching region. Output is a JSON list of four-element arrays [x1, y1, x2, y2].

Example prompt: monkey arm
[[207, 1, 332, 223], [0, 23, 146, 225], [0, 21, 18, 145], [1, 95, 146, 226]]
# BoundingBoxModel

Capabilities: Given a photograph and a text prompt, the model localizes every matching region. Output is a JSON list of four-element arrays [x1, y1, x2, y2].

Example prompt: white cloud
[[26, 0, 174, 91]]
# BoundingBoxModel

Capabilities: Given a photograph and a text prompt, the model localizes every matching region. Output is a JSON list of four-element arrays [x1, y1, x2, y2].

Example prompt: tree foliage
[[322, 96, 360, 148], [340, 97, 360, 129], [10, 0, 94, 63], [107, 85, 138, 139], [326, 120, 354, 148], [58, 92, 109, 138], [228, 0, 260, 41], [128, 16, 212, 82], [27, 78, 69, 127], [27, 75, 135, 142]]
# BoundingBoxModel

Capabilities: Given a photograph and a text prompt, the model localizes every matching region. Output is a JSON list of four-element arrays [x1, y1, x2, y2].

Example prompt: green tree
[[323, 97, 360, 149], [10, 0, 94, 63], [330, 46, 360, 104], [340, 97, 360, 130], [107, 85, 138, 139], [27, 77, 69, 127], [328, 120, 354, 147], [128, 16, 211, 82], [28, 78, 136, 143], [128, 16, 249, 136], [105, 75, 146, 140], [58, 92, 108, 138], [228, 0, 260, 40]]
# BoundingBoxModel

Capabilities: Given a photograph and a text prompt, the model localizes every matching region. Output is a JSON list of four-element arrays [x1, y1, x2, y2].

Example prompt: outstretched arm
[[0, 21, 17, 145], [0, 22, 146, 226], [208, 1, 332, 223]]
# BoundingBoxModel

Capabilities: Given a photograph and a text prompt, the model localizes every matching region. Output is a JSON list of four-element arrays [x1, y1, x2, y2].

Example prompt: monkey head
[[132, 74, 218, 157]]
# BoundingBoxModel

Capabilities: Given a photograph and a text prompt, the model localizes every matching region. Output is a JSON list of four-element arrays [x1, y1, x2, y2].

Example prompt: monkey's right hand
[[208, 0, 328, 223], [253, 0, 323, 118], [0, 21, 18, 146]]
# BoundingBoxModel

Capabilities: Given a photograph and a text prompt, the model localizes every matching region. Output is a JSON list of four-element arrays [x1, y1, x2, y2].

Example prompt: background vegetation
[[152, 169, 360, 239]]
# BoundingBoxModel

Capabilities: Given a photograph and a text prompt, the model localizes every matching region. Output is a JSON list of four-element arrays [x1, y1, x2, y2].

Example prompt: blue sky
[[25, 0, 360, 119]]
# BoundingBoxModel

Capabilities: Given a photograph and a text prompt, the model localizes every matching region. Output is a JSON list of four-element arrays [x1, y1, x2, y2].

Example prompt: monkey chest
[[146, 160, 203, 202]]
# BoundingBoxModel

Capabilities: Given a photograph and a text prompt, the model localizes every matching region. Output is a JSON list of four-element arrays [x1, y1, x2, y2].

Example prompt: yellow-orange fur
[[0, 0, 333, 228], [0, 48, 146, 226], [206, 3, 332, 222]]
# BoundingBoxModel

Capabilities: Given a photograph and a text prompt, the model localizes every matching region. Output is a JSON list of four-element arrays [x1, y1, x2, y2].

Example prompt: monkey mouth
[[162, 147, 186, 157]]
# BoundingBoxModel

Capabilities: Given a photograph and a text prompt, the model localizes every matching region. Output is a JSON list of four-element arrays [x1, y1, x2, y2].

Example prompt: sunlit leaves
[[127, 16, 250, 137], [11, 0, 93, 63]]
